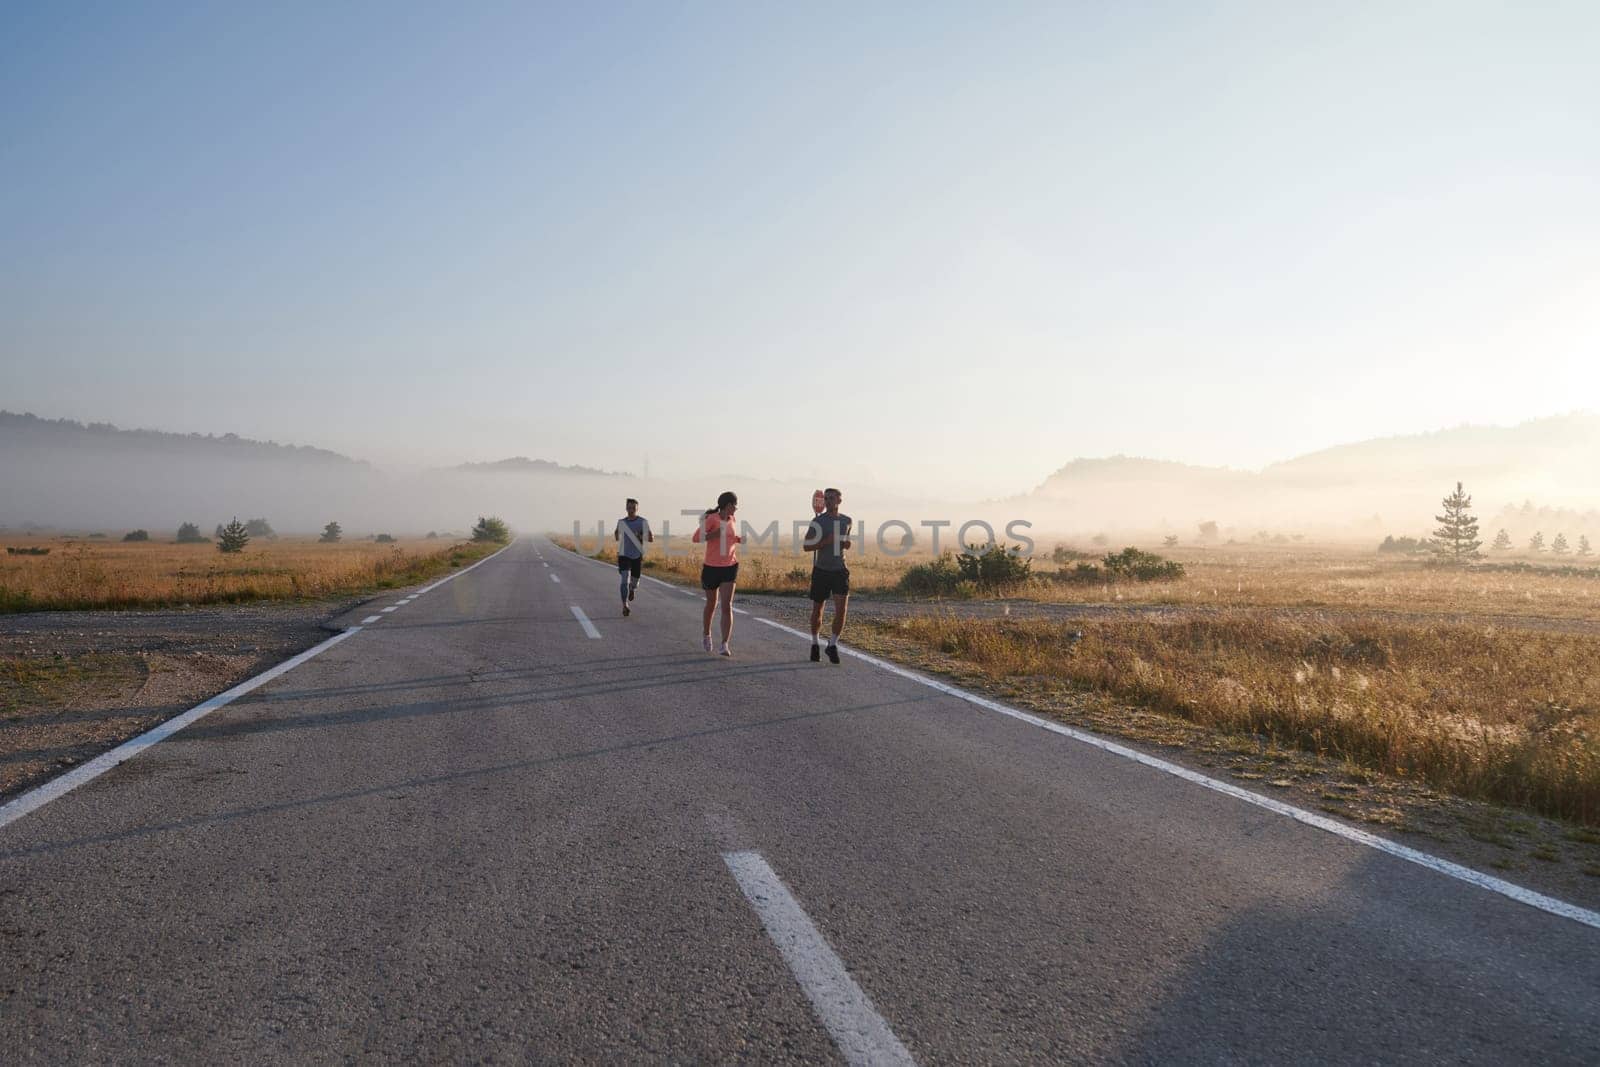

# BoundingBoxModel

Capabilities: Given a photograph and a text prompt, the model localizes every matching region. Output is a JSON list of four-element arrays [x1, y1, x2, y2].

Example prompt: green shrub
[[898, 553, 966, 596], [955, 542, 1032, 589], [374, 533, 395, 544], [1378, 535, 1427, 554], [471, 516, 511, 544], [175, 522, 208, 544], [122, 529, 150, 542], [1101, 547, 1185, 581], [319, 521, 342, 544]]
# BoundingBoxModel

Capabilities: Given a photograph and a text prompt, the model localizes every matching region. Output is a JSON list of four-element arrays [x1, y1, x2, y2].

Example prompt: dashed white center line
[[380, 606, 399, 613], [550, 574, 562, 584], [570, 605, 600, 638], [723, 851, 915, 1066], [361, 615, 382, 625], [542, 562, 549, 568]]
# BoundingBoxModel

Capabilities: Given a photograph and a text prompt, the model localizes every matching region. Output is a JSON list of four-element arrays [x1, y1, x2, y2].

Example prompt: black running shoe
[[623, 604, 630, 617], [825, 645, 840, 664], [810, 643, 821, 662], [628, 586, 636, 601]]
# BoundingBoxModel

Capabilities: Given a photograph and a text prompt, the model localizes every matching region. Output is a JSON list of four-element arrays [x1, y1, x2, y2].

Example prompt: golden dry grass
[[562, 534, 1600, 621], [877, 611, 1600, 826], [553, 532, 1600, 824], [0, 535, 498, 612]]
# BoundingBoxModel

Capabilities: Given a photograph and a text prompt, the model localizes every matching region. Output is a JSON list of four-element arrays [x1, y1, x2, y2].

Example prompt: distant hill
[[1022, 413, 1600, 536], [0, 411, 362, 465], [454, 456, 628, 477]]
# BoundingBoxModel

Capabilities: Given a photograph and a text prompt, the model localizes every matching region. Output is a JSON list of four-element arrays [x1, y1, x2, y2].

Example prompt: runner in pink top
[[692, 490, 741, 655]]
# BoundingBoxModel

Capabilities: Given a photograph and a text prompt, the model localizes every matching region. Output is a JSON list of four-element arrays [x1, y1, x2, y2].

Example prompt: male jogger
[[804, 488, 851, 663], [613, 499, 652, 616]]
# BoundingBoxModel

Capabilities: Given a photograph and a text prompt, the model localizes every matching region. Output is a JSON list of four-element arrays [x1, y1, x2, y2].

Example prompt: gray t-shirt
[[806, 512, 852, 571], [616, 516, 650, 559]]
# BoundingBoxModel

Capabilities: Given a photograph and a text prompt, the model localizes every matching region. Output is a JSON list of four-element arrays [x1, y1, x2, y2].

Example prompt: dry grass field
[[0, 534, 499, 612], [557, 533, 1600, 826]]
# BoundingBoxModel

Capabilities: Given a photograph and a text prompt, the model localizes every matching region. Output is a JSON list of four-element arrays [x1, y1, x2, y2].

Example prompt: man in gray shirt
[[803, 487, 851, 663], [614, 499, 652, 616]]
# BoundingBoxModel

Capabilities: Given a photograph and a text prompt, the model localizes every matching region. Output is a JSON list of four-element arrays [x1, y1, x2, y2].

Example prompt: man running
[[803, 487, 851, 663], [613, 498, 652, 616]]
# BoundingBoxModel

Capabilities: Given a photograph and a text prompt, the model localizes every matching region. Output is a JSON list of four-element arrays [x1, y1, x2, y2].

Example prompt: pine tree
[[1580, 535, 1593, 557], [1430, 482, 1481, 563], [1491, 528, 1512, 551], [1552, 533, 1570, 555], [217, 517, 250, 554], [1529, 531, 1545, 553], [176, 521, 207, 544], [319, 521, 343, 544]]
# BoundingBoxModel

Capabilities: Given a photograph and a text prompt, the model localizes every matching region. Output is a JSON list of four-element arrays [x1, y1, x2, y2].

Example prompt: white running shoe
[[719, 644, 732, 657], [703, 634, 713, 653]]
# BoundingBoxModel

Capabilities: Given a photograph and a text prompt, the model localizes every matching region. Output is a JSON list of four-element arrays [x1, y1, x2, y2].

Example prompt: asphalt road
[[2, 537, 1597, 1064]]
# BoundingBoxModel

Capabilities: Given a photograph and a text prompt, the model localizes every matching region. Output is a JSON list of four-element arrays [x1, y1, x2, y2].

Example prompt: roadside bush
[[1051, 544, 1095, 564], [956, 542, 1032, 590], [898, 553, 965, 596], [1055, 561, 1103, 584], [122, 529, 150, 542], [471, 516, 511, 544], [1378, 535, 1428, 554], [1101, 546, 1185, 581]]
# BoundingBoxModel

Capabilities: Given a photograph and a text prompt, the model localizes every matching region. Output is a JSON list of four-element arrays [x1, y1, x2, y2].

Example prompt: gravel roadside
[[0, 596, 378, 803]]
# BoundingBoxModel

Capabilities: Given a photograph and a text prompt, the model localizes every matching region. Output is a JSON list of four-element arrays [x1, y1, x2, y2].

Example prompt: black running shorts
[[701, 563, 739, 590], [617, 556, 642, 579], [809, 567, 850, 602]]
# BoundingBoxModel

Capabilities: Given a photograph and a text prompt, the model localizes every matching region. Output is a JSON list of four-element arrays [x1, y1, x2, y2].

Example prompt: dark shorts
[[809, 567, 850, 602], [617, 556, 642, 579], [701, 563, 739, 590]]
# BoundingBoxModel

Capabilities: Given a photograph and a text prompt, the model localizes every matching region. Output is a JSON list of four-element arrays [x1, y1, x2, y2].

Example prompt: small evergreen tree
[[1579, 535, 1593, 557], [1529, 531, 1546, 553], [1430, 482, 1481, 563], [471, 516, 511, 544], [217, 517, 250, 554], [1552, 533, 1570, 555], [215, 523, 226, 540], [1491, 528, 1512, 552], [176, 522, 208, 544], [1163, 534, 1179, 548], [319, 521, 342, 544], [122, 529, 150, 542]]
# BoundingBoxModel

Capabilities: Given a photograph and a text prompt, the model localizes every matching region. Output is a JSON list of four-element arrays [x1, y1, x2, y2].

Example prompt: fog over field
[[5, 410, 1596, 548]]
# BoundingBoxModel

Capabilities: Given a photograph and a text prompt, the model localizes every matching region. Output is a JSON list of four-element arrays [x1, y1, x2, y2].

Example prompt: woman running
[[691, 491, 741, 656]]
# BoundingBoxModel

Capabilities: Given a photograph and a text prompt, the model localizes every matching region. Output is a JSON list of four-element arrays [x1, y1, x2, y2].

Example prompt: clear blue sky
[[3, 2, 1596, 496]]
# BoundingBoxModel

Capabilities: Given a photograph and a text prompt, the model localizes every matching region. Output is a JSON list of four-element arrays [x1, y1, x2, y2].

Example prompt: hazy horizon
[[5, 4, 1598, 499]]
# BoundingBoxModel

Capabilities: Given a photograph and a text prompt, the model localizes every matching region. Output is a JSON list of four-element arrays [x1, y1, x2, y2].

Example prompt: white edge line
[[570, 604, 601, 639], [0, 539, 518, 833], [752, 615, 1600, 932], [360, 615, 382, 624], [409, 537, 517, 597], [0, 628, 362, 832], [723, 850, 916, 1067]]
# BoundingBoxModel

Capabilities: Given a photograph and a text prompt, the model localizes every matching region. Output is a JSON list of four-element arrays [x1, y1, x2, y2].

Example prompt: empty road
[[2, 537, 1597, 1063]]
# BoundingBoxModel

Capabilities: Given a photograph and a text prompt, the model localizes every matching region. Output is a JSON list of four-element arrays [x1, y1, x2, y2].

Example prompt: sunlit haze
[[3, 4, 1596, 499]]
